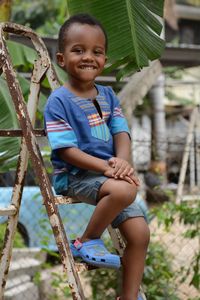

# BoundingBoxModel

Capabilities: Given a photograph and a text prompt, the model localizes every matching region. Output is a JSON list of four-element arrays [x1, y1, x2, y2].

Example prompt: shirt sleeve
[[44, 97, 78, 150], [108, 88, 130, 137]]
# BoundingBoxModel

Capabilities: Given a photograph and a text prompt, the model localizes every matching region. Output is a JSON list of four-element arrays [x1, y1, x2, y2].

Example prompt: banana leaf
[[0, 76, 20, 172], [0, 42, 48, 172]]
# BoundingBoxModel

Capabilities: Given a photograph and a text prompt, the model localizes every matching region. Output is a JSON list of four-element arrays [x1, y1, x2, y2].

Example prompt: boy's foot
[[70, 238, 121, 269]]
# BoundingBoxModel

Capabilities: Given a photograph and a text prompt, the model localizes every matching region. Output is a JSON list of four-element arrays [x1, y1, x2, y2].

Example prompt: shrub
[[0, 222, 26, 252]]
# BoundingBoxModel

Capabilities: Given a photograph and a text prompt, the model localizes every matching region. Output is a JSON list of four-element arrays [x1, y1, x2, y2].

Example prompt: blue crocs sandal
[[70, 240, 81, 258], [70, 238, 121, 269]]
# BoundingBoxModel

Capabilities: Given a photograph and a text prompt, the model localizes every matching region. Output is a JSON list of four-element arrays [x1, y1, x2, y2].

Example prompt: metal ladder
[[0, 22, 127, 300], [176, 106, 200, 203]]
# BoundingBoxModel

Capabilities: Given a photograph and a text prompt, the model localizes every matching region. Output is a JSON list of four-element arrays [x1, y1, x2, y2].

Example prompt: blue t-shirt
[[44, 84, 130, 194]]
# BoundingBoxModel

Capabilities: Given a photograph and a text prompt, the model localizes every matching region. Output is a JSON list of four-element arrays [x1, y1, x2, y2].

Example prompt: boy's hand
[[108, 157, 140, 186], [108, 157, 133, 178], [104, 166, 138, 185], [103, 165, 115, 178]]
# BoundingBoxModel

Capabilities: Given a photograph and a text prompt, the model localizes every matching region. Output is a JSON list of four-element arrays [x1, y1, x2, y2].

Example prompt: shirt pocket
[[87, 113, 111, 142]]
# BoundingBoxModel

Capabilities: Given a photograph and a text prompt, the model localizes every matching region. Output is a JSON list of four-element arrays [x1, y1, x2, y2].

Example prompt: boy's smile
[[57, 23, 107, 90]]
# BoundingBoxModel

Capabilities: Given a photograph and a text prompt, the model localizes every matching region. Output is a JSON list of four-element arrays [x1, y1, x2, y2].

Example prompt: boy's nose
[[82, 52, 94, 61]]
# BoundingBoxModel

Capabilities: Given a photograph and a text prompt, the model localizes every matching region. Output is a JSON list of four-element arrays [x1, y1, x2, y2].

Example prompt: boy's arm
[[58, 147, 114, 177], [113, 132, 131, 161], [111, 132, 140, 185]]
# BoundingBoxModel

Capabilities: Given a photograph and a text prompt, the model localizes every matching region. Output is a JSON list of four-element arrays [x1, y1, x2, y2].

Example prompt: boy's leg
[[118, 217, 150, 300], [80, 178, 137, 241]]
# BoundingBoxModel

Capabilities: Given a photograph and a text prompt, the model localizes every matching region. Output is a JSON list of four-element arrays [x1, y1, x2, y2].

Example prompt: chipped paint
[[0, 21, 85, 300]]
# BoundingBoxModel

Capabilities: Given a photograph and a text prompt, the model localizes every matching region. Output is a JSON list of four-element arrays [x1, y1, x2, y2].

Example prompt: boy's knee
[[112, 182, 137, 207], [124, 219, 150, 248]]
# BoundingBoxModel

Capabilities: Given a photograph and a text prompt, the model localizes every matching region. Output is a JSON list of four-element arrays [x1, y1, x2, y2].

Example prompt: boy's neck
[[65, 80, 98, 99]]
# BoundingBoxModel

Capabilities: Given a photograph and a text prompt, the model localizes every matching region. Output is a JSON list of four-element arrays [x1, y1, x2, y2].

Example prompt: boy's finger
[[128, 168, 134, 176], [124, 175, 134, 184], [114, 163, 128, 176], [120, 166, 134, 178], [132, 176, 140, 186], [115, 165, 125, 174]]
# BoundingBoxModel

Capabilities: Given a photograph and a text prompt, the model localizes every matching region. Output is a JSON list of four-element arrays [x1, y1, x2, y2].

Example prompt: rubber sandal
[[70, 240, 80, 258], [71, 238, 121, 269]]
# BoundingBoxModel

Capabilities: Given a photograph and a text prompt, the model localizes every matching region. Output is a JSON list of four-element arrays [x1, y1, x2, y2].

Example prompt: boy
[[44, 13, 150, 300]]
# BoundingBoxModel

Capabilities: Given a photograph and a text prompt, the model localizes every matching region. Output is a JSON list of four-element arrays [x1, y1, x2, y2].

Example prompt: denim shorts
[[61, 170, 144, 228]]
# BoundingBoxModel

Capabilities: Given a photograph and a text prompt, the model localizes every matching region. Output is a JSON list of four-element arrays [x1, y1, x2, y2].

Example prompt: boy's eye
[[94, 50, 104, 55], [72, 48, 84, 54]]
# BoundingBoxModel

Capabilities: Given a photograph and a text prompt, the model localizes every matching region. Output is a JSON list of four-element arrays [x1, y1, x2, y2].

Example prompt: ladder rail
[[0, 66, 48, 297], [0, 205, 17, 216], [0, 22, 85, 300]]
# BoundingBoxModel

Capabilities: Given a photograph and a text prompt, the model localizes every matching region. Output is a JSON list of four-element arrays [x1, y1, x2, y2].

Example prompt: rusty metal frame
[[0, 22, 136, 300], [0, 22, 85, 300]]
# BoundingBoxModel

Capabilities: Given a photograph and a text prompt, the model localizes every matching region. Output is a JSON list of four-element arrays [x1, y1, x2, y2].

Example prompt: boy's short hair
[[58, 13, 108, 52]]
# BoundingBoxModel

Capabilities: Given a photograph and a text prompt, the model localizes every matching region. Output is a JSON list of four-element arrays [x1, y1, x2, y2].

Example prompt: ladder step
[[75, 262, 98, 272], [54, 196, 80, 205], [0, 129, 45, 137], [0, 205, 17, 216]]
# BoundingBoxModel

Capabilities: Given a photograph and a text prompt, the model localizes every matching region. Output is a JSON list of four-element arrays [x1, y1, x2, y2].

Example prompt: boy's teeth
[[81, 66, 94, 69]]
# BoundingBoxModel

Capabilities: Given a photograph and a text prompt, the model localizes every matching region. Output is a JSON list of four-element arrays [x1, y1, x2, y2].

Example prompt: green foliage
[[12, 0, 67, 36], [50, 272, 71, 299], [0, 0, 12, 22], [143, 241, 180, 300], [153, 201, 200, 291], [86, 268, 119, 300], [164, 66, 184, 80], [0, 223, 26, 252], [165, 90, 195, 106]]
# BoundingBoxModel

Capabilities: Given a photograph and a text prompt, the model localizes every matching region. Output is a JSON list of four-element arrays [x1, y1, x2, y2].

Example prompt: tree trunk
[[0, 0, 12, 22], [149, 74, 167, 177]]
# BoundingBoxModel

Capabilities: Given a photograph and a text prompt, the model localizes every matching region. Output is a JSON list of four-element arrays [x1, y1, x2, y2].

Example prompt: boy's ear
[[56, 52, 65, 68]]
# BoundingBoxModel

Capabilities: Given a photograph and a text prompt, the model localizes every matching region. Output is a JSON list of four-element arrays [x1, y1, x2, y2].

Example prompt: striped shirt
[[44, 84, 130, 194]]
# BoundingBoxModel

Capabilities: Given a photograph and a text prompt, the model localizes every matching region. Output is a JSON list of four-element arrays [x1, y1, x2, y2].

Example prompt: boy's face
[[57, 23, 107, 84]]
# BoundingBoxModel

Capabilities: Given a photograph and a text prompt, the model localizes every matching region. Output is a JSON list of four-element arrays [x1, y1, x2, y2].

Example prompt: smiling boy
[[44, 13, 149, 300]]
